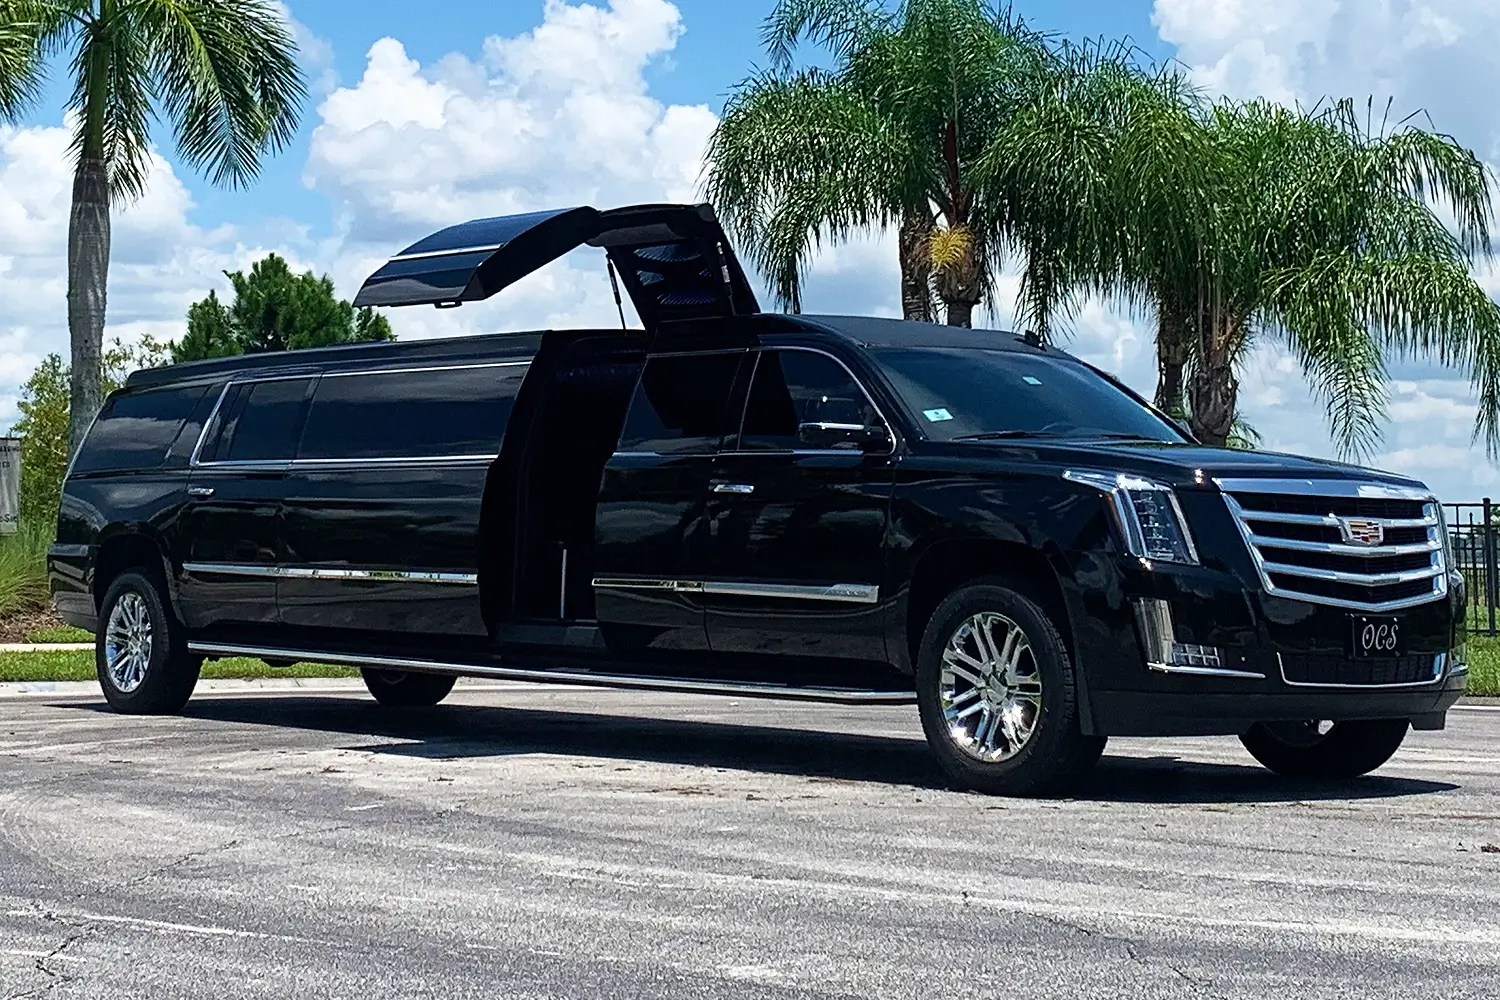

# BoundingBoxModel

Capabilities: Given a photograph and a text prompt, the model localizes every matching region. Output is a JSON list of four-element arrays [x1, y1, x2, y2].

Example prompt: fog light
[[1133, 599, 1226, 673]]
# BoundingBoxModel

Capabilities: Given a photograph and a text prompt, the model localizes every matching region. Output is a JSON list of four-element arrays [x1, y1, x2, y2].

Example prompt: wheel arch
[[897, 535, 1096, 734], [91, 527, 178, 618]]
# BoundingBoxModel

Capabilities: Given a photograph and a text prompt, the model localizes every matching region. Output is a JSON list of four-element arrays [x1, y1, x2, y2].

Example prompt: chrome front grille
[[1216, 478, 1448, 612]]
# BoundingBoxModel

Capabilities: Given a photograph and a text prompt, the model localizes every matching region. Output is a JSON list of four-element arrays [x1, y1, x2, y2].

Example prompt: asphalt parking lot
[[1, 680, 1498, 1000]]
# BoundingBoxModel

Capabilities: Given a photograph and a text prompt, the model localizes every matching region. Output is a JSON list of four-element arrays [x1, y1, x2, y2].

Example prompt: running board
[[187, 642, 917, 705]]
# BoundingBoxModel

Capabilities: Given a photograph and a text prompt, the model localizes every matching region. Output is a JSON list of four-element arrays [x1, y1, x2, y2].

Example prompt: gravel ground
[[1, 679, 1498, 999]]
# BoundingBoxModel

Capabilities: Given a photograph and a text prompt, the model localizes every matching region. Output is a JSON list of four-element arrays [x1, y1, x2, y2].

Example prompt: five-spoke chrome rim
[[940, 612, 1043, 762], [104, 592, 153, 694]]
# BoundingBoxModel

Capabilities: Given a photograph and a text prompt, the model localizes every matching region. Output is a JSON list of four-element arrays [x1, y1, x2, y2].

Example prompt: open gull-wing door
[[353, 203, 759, 331]]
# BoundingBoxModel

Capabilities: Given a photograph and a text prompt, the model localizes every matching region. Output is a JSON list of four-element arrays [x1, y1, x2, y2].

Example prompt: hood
[[353, 203, 759, 332], [947, 439, 1426, 492]]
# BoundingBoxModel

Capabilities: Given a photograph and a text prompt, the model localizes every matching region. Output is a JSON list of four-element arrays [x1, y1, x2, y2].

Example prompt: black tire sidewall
[[915, 581, 1089, 795], [360, 669, 456, 707], [1240, 719, 1409, 779], [96, 571, 200, 715]]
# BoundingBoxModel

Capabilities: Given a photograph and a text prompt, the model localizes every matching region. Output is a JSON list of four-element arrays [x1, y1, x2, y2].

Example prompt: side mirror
[[797, 421, 890, 451]]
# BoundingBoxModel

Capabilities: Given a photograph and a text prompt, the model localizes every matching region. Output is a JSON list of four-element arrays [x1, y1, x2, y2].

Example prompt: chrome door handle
[[712, 483, 755, 495], [186, 487, 215, 498]]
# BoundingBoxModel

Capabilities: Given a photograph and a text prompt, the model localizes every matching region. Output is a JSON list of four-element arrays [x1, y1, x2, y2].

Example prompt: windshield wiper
[[954, 430, 1071, 441]]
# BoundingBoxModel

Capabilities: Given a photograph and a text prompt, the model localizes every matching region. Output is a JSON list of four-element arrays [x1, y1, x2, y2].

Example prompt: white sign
[[0, 437, 18, 534]]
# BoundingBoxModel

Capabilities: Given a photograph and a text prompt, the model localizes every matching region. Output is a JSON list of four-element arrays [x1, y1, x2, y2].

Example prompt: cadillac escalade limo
[[48, 202, 1467, 795]]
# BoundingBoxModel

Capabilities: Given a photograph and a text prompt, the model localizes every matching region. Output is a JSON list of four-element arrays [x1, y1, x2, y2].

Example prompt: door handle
[[186, 487, 215, 498], [712, 483, 755, 495]]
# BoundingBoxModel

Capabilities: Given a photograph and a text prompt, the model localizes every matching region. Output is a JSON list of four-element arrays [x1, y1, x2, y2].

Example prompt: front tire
[[96, 570, 202, 715], [360, 669, 456, 707], [1240, 719, 1409, 778], [915, 579, 1105, 796]]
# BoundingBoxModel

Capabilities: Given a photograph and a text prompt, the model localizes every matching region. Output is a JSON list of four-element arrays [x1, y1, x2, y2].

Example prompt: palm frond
[[761, 0, 889, 71], [139, 0, 305, 190], [0, 2, 46, 118]]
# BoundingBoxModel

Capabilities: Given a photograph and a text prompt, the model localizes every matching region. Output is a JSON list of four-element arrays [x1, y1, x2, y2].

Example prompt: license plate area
[[1349, 615, 1405, 658]]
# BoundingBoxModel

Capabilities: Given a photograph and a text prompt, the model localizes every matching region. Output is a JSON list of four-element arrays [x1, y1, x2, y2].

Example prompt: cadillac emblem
[[1338, 517, 1385, 547]]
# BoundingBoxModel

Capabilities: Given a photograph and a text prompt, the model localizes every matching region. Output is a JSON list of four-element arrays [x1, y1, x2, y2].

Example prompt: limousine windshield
[[872, 347, 1186, 443]]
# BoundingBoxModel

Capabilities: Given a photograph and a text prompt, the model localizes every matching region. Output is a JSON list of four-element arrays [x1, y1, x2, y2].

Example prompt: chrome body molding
[[1146, 661, 1267, 680], [1276, 652, 1448, 690], [182, 562, 478, 585], [591, 577, 880, 604], [1212, 477, 1435, 500], [389, 243, 507, 263], [185, 642, 917, 705]]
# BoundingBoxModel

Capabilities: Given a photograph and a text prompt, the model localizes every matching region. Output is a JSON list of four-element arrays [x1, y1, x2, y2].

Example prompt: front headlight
[[1065, 471, 1200, 565]]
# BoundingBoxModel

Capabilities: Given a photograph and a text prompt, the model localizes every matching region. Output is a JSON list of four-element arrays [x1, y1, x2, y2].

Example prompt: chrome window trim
[[591, 577, 879, 605], [1277, 652, 1447, 689], [389, 243, 506, 263], [185, 641, 917, 705], [731, 346, 898, 458], [190, 360, 531, 468], [182, 562, 478, 585], [290, 455, 498, 468]]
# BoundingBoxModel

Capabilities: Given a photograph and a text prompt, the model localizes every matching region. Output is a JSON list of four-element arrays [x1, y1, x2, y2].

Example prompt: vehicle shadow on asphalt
[[89, 695, 1457, 805]]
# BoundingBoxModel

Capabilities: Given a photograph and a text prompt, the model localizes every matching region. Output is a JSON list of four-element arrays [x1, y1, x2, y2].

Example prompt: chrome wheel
[[939, 612, 1043, 762], [104, 591, 153, 694]]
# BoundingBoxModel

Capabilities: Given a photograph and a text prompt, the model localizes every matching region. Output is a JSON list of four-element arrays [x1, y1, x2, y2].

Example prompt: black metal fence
[[1447, 501, 1497, 635]]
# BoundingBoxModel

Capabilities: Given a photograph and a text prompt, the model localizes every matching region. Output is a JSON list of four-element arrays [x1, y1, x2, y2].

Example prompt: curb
[[0, 677, 538, 699], [0, 643, 94, 653]]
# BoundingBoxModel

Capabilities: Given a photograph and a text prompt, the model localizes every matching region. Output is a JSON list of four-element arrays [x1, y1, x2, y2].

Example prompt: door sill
[[187, 641, 917, 705]]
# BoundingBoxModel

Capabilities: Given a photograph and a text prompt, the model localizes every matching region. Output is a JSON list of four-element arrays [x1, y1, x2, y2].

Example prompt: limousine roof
[[123, 313, 1053, 390], [123, 314, 1052, 390]]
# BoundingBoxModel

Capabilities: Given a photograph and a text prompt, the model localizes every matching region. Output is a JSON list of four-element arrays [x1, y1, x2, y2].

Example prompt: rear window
[[297, 364, 527, 460], [73, 384, 211, 475], [616, 352, 745, 455]]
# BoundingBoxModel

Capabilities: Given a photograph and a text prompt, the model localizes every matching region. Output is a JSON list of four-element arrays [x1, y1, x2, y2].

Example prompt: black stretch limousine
[[49, 203, 1467, 794]]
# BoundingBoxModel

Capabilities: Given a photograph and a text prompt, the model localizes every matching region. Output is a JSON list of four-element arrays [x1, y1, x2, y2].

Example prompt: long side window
[[198, 378, 315, 463], [297, 365, 527, 461], [736, 350, 881, 451], [616, 352, 746, 455]]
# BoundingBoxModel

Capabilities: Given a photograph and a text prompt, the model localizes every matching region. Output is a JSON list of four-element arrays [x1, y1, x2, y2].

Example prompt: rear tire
[[96, 570, 202, 715], [915, 579, 1105, 796], [360, 669, 456, 707], [1240, 719, 1409, 778]]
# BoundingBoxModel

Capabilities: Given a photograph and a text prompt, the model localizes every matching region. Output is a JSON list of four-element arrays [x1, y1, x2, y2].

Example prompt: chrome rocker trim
[[591, 577, 880, 604], [185, 642, 917, 705]]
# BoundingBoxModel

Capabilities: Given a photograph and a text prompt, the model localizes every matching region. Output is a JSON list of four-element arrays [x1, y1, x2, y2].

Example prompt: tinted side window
[[737, 350, 879, 451], [298, 365, 527, 460], [73, 385, 211, 475], [617, 353, 744, 454], [201, 378, 314, 463]]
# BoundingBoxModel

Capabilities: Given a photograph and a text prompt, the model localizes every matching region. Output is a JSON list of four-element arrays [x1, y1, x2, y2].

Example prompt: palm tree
[[706, 0, 1056, 327], [0, 0, 304, 455], [1162, 99, 1500, 455]]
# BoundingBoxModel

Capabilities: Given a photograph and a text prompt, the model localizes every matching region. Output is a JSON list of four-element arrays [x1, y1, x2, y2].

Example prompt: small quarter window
[[617, 353, 745, 454], [737, 350, 879, 451], [298, 365, 526, 460], [200, 378, 314, 463]]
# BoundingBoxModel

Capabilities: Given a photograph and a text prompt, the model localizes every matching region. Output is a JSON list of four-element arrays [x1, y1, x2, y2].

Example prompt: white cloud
[[0, 122, 306, 433]]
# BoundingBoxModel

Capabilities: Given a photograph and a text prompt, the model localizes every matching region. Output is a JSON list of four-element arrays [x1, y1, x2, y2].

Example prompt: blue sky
[[2, 0, 1498, 501]]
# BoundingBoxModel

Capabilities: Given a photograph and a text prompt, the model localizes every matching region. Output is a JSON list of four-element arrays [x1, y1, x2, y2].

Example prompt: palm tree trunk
[[1154, 301, 1189, 417], [1188, 312, 1241, 447], [898, 208, 933, 323], [67, 159, 110, 458]]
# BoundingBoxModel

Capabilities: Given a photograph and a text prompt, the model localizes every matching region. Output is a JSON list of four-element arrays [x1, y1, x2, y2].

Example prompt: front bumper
[[1074, 560, 1466, 737]]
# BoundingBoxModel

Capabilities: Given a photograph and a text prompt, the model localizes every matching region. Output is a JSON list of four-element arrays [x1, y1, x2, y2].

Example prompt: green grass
[[0, 650, 357, 683], [21, 624, 93, 644], [1466, 634, 1500, 697], [0, 521, 52, 618]]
